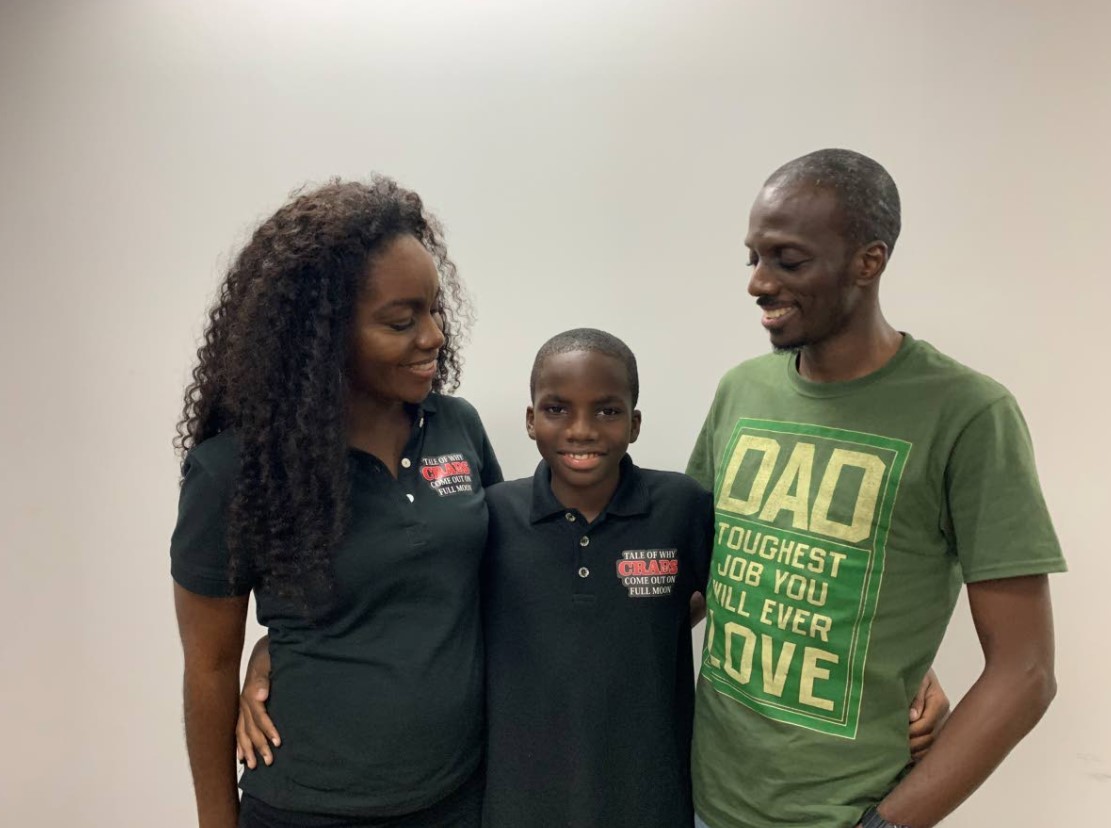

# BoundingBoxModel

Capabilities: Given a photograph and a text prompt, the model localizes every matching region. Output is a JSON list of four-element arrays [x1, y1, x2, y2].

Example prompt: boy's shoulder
[[486, 475, 533, 511], [635, 465, 710, 504]]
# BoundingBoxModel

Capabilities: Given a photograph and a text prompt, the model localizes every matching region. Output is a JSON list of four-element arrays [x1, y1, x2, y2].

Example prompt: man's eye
[[779, 258, 809, 272], [544, 405, 566, 415], [746, 255, 759, 268], [599, 408, 622, 417]]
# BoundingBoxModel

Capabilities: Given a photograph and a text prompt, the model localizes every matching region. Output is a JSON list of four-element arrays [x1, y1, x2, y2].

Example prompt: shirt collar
[[406, 392, 439, 426], [529, 454, 650, 524]]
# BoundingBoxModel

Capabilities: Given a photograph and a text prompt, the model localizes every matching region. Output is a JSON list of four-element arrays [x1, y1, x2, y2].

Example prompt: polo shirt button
[[401, 458, 411, 469], [578, 566, 590, 578], [565, 513, 576, 522], [579, 536, 589, 547], [406, 493, 415, 503]]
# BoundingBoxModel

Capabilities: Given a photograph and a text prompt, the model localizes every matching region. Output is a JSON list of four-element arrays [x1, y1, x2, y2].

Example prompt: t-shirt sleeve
[[686, 403, 718, 491], [169, 452, 253, 597], [945, 394, 1066, 583]]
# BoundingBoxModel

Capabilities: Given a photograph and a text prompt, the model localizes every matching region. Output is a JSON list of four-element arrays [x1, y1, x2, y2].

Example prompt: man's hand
[[908, 668, 950, 761], [235, 635, 279, 769], [876, 575, 1056, 827]]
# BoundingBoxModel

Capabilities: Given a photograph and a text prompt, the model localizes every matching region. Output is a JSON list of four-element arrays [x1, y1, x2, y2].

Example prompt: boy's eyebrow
[[535, 392, 628, 406]]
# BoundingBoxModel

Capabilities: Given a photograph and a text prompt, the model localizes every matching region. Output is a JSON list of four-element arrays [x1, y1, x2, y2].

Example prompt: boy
[[481, 328, 714, 827]]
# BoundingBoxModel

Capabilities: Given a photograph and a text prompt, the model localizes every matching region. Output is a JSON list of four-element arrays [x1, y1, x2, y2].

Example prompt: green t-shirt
[[686, 335, 1065, 828]]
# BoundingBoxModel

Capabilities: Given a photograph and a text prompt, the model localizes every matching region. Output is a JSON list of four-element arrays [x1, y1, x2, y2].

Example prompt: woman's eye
[[388, 319, 415, 332]]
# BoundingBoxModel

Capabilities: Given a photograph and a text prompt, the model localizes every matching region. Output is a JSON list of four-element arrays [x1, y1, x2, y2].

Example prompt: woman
[[172, 177, 501, 828]]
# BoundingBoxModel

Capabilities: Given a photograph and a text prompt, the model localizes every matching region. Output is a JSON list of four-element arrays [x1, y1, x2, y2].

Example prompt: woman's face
[[347, 234, 446, 407]]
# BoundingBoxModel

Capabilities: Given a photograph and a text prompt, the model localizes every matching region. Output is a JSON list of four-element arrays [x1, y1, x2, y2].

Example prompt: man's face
[[745, 183, 862, 352]]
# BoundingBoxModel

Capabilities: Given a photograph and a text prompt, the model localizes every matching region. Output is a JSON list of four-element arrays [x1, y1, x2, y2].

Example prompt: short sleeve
[[170, 450, 253, 597], [945, 395, 1066, 583], [686, 401, 718, 491], [452, 396, 503, 487], [478, 425, 504, 488]]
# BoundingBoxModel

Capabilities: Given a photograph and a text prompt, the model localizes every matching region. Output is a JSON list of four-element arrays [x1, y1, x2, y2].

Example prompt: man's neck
[[798, 320, 903, 383]]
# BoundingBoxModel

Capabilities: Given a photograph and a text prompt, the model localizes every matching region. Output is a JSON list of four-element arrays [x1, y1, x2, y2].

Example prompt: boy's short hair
[[530, 328, 639, 406]]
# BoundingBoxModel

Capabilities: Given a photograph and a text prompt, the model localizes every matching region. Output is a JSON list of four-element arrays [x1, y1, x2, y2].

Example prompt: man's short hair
[[766, 148, 902, 254], [530, 328, 639, 406]]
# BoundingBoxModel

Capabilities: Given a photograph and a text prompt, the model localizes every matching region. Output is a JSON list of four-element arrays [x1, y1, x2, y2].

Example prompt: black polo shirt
[[481, 457, 714, 828], [170, 394, 502, 818]]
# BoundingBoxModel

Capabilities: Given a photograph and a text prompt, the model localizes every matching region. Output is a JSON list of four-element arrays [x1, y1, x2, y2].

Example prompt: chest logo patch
[[616, 549, 679, 597], [420, 453, 474, 496]]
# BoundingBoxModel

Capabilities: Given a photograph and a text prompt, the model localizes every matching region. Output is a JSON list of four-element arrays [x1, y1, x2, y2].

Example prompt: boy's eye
[[599, 407, 623, 417], [543, 405, 566, 415]]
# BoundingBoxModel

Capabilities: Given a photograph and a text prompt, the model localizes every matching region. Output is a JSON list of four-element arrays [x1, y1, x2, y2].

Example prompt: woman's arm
[[174, 583, 250, 828]]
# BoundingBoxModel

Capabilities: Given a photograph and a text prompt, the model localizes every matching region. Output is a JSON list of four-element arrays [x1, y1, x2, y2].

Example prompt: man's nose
[[747, 260, 778, 298]]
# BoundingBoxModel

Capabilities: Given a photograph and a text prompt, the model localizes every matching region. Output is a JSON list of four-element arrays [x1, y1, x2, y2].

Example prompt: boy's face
[[527, 350, 641, 502]]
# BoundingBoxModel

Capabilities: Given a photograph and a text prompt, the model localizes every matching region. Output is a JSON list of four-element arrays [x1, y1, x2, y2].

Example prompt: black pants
[[238, 769, 483, 828]]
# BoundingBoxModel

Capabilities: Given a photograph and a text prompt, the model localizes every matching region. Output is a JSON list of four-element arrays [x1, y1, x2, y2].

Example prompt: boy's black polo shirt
[[170, 394, 501, 818], [482, 457, 714, 828]]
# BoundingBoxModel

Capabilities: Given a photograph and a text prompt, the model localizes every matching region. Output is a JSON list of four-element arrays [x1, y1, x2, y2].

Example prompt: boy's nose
[[566, 413, 597, 441]]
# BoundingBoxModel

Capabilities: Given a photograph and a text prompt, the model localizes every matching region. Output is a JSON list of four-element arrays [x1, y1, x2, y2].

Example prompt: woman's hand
[[235, 634, 280, 769], [908, 667, 951, 761]]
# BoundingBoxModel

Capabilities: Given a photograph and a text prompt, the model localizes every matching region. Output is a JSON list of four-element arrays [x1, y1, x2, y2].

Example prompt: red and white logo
[[616, 549, 679, 597], [420, 453, 474, 497]]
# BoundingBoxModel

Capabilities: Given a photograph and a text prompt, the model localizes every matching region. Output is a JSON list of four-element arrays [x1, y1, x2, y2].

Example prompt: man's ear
[[629, 409, 642, 444], [855, 240, 889, 287], [526, 405, 536, 441]]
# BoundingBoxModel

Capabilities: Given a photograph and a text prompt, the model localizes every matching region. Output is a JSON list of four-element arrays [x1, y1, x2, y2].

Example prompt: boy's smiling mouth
[[558, 450, 605, 471]]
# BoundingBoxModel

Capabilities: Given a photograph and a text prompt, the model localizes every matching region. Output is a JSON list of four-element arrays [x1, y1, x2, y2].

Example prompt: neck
[[550, 469, 621, 524], [798, 311, 902, 383], [346, 393, 410, 451]]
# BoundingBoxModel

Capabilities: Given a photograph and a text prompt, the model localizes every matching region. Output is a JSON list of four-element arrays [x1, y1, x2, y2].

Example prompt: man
[[687, 149, 1064, 828]]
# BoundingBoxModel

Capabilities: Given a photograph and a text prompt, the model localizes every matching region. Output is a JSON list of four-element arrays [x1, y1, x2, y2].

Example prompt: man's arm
[[174, 583, 250, 828], [870, 574, 1056, 827]]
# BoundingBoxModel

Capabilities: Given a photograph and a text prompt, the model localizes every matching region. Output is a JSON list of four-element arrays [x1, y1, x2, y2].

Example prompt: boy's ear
[[629, 409, 642, 444], [526, 405, 537, 441]]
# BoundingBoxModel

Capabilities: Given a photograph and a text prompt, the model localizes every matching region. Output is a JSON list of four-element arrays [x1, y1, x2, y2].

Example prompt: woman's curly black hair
[[175, 176, 470, 608]]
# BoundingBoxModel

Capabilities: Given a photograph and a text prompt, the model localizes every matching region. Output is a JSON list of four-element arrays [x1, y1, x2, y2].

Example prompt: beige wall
[[2, 1, 1108, 824]]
